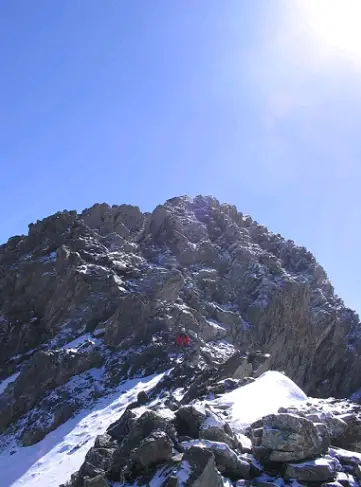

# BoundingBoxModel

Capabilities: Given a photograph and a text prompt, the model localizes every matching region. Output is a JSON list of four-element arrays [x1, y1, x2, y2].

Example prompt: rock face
[[0, 195, 360, 401]]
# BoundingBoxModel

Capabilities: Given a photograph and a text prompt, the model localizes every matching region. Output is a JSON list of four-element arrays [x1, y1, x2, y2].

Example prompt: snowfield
[[0, 370, 308, 487]]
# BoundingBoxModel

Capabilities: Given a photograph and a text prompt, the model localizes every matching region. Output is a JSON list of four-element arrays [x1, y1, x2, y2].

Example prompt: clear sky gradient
[[1, 1, 360, 314]]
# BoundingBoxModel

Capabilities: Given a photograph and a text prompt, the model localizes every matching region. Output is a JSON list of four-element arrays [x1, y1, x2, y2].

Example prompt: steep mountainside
[[0, 195, 361, 486]]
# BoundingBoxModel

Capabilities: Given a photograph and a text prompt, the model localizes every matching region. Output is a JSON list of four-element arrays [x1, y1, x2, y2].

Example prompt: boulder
[[104, 293, 150, 347], [79, 447, 115, 481], [137, 390, 149, 406], [333, 416, 361, 452], [164, 476, 180, 487], [147, 269, 184, 302], [218, 353, 252, 381], [108, 410, 174, 480], [84, 475, 109, 487], [129, 430, 173, 473], [182, 439, 250, 480], [94, 434, 117, 449], [107, 408, 137, 441], [251, 413, 330, 463], [199, 411, 237, 448], [285, 457, 338, 482], [180, 446, 224, 487], [175, 406, 207, 438]]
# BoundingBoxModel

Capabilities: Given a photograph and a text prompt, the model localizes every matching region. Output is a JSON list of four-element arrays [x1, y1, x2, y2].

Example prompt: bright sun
[[301, 0, 361, 59]]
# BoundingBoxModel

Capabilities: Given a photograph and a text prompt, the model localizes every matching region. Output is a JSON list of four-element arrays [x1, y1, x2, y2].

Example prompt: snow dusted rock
[[180, 446, 224, 487], [128, 430, 173, 474], [181, 439, 250, 480], [279, 399, 361, 452], [217, 353, 253, 381], [199, 416, 237, 449], [106, 408, 137, 441], [175, 405, 207, 439], [108, 409, 176, 480], [83, 475, 109, 487], [284, 457, 339, 482], [0, 346, 102, 435], [79, 447, 115, 482], [103, 293, 151, 347], [144, 268, 185, 302], [251, 413, 329, 463]]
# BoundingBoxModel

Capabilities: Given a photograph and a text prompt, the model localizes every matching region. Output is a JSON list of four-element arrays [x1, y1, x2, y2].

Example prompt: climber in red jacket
[[175, 328, 190, 347]]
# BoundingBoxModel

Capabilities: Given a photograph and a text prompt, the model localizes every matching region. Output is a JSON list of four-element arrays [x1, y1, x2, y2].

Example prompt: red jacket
[[176, 334, 190, 346]]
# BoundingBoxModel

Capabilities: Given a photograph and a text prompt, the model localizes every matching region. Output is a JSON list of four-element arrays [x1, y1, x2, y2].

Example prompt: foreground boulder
[[251, 413, 330, 463], [284, 456, 339, 482], [84, 475, 109, 487], [174, 405, 207, 438], [108, 409, 176, 480], [180, 446, 224, 487], [182, 439, 250, 480], [128, 430, 173, 474]]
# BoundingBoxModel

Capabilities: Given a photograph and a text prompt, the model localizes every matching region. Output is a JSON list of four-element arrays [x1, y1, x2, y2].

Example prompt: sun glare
[[301, 0, 361, 60]]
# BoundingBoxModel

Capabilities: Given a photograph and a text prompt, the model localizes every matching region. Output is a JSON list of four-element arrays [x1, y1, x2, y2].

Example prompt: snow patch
[[0, 372, 20, 396], [61, 333, 93, 350], [205, 371, 307, 432], [176, 460, 192, 486]]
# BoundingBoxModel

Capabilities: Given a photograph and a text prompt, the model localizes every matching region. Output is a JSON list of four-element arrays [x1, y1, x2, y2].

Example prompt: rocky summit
[[0, 195, 360, 487]]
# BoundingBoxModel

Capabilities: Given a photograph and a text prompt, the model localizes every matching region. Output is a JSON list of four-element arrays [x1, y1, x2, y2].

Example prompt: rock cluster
[[61, 396, 361, 487]]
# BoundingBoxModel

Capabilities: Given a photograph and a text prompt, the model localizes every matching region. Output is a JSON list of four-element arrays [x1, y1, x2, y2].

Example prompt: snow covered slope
[[0, 372, 165, 487]]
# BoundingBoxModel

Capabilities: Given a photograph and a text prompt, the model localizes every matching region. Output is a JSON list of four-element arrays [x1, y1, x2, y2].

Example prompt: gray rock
[[285, 457, 338, 482], [181, 446, 224, 487], [217, 353, 252, 381], [163, 476, 180, 487], [129, 430, 173, 473], [108, 410, 173, 480], [107, 408, 137, 441], [84, 475, 109, 487], [199, 424, 236, 449], [175, 406, 207, 438], [104, 293, 151, 347], [183, 439, 250, 480], [0, 347, 102, 434], [251, 413, 329, 463]]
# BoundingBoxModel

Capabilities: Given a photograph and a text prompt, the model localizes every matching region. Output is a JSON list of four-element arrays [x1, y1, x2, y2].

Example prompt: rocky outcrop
[[0, 345, 102, 434], [251, 413, 329, 463]]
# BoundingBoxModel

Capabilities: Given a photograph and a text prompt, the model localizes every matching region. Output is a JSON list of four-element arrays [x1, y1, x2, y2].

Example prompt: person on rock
[[175, 328, 190, 347]]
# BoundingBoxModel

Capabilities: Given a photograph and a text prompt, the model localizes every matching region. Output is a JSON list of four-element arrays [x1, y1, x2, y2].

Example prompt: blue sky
[[0, 1, 360, 314]]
